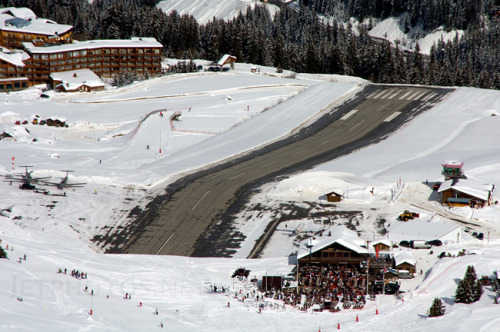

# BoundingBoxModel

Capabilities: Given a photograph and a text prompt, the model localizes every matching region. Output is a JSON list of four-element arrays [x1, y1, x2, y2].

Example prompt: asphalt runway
[[116, 84, 453, 257]]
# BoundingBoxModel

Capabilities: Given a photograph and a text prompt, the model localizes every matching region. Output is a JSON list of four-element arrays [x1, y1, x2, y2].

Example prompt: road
[[116, 84, 453, 257]]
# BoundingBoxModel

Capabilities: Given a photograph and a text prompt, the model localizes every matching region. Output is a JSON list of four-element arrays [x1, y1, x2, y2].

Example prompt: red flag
[[375, 246, 379, 258]]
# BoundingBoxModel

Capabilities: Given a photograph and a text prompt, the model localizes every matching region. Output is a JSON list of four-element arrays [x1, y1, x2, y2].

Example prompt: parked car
[[373, 280, 384, 294], [385, 283, 400, 295], [409, 240, 431, 249], [425, 239, 443, 247], [399, 240, 411, 248], [472, 232, 484, 240]]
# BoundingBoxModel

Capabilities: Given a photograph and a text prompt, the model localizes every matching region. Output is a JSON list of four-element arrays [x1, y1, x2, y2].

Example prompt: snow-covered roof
[[23, 37, 162, 54], [217, 54, 236, 66], [51, 69, 104, 92], [50, 69, 103, 88], [442, 160, 463, 168], [0, 10, 72, 37], [0, 7, 37, 20], [325, 188, 344, 196], [0, 47, 30, 67], [297, 225, 373, 259], [438, 178, 491, 201], [371, 239, 392, 247], [393, 250, 416, 266], [389, 220, 460, 242]]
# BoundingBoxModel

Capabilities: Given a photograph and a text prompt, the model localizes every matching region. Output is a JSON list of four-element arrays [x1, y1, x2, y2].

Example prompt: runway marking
[[367, 92, 379, 98], [261, 161, 276, 168], [372, 90, 386, 99], [384, 112, 401, 122], [387, 90, 401, 99], [229, 173, 244, 180], [340, 109, 358, 120], [375, 90, 391, 99], [422, 92, 437, 101], [399, 91, 412, 100], [350, 120, 365, 131], [192, 190, 210, 211], [406, 91, 421, 100], [321, 139, 331, 145], [412, 91, 428, 100], [156, 233, 174, 255]]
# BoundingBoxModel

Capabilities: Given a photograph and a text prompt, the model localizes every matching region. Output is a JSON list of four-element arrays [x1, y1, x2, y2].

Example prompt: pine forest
[[4, 0, 500, 89]]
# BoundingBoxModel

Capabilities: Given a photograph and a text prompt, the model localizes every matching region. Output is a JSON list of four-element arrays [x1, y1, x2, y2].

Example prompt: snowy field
[[1, 60, 500, 331]]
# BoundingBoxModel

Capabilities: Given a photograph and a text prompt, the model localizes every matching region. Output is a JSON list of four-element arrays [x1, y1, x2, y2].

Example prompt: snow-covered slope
[[157, 0, 280, 24]]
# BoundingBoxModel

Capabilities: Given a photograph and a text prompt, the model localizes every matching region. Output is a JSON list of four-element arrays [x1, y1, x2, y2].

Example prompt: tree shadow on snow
[[441, 297, 455, 305]]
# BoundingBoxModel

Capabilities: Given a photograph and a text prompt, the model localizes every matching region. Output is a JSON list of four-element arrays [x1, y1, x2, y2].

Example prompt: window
[[41, 54, 48, 60], [6, 83, 12, 90], [137, 49, 143, 54], [50, 54, 57, 59], [14, 82, 20, 89], [58, 53, 64, 59], [33, 54, 40, 60], [154, 49, 160, 54], [73, 51, 80, 57], [81, 50, 87, 56]]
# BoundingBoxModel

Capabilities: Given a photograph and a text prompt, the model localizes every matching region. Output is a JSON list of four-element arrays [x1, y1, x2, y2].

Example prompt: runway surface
[[117, 84, 453, 257]]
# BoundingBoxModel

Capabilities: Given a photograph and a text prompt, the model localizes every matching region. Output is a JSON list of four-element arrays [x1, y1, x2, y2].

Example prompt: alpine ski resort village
[[1, 1, 500, 331]]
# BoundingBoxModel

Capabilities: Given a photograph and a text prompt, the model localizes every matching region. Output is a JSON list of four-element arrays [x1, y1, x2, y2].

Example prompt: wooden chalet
[[325, 189, 343, 202], [371, 239, 391, 252], [297, 226, 374, 291], [393, 251, 416, 274], [217, 54, 236, 68], [437, 161, 494, 208], [50, 69, 105, 93], [438, 178, 493, 208]]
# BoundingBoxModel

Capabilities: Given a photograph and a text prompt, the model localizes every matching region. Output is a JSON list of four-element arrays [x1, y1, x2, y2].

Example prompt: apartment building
[[0, 7, 163, 92]]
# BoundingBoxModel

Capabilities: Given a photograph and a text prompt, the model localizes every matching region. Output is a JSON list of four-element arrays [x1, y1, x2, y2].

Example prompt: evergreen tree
[[472, 279, 484, 302], [465, 265, 477, 287], [455, 278, 473, 304], [428, 297, 445, 317], [0, 245, 7, 259]]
